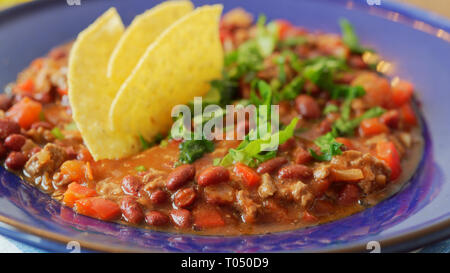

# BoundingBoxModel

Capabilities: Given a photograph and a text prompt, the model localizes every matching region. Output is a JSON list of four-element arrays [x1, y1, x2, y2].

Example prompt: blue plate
[[0, 0, 449, 252]]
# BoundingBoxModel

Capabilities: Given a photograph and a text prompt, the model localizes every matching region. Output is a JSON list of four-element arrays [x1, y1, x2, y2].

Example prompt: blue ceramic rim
[[0, 0, 448, 252]]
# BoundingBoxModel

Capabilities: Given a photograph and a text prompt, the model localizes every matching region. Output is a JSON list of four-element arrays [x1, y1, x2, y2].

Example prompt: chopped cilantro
[[178, 139, 214, 164], [135, 165, 146, 172], [323, 104, 339, 115], [220, 117, 299, 167], [309, 132, 343, 161], [64, 122, 78, 131], [279, 36, 307, 48], [303, 57, 347, 94], [275, 55, 286, 85], [39, 111, 46, 121], [51, 127, 64, 140], [333, 106, 386, 136], [139, 134, 150, 150], [339, 18, 373, 54]]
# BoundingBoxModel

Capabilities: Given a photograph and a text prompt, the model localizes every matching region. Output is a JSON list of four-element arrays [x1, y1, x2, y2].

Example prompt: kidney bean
[[4, 134, 26, 151], [278, 164, 312, 180], [257, 157, 288, 174], [173, 188, 196, 208], [197, 166, 230, 187], [348, 54, 367, 69], [338, 184, 361, 206], [309, 179, 331, 197], [380, 110, 399, 129], [0, 119, 20, 140], [0, 94, 12, 111], [166, 164, 195, 191], [313, 199, 335, 216], [278, 137, 296, 152], [64, 146, 77, 160], [318, 119, 332, 134], [294, 147, 312, 164], [0, 143, 6, 159], [5, 151, 27, 170], [145, 211, 169, 226], [170, 209, 191, 228], [121, 175, 142, 196], [120, 197, 144, 225], [29, 146, 41, 157], [150, 190, 167, 204], [30, 121, 52, 130], [295, 95, 321, 119]]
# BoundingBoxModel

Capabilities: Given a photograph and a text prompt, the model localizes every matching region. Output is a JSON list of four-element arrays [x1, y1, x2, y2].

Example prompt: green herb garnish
[[51, 127, 64, 140], [339, 18, 373, 54], [178, 139, 214, 164], [135, 165, 146, 172], [220, 117, 299, 167], [309, 132, 343, 161]]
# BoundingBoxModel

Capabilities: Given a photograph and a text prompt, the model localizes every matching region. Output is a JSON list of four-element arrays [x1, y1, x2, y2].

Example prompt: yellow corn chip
[[107, 0, 193, 84], [109, 5, 224, 143], [68, 8, 140, 160]]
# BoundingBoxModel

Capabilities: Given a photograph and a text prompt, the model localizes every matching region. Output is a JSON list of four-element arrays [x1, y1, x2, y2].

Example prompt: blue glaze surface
[[0, 0, 448, 252]]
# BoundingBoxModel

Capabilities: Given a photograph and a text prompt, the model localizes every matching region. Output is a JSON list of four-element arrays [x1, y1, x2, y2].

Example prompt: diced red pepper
[[400, 103, 417, 126], [75, 197, 121, 221], [63, 182, 97, 208], [376, 141, 402, 180], [359, 117, 389, 137], [60, 160, 93, 182], [193, 207, 225, 228], [6, 97, 42, 129], [17, 78, 34, 93], [57, 87, 68, 96], [234, 162, 261, 187], [276, 19, 293, 39], [392, 80, 414, 106], [335, 137, 353, 149]]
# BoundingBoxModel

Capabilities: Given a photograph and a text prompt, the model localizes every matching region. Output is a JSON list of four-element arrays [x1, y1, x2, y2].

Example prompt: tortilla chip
[[68, 8, 140, 160], [109, 5, 224, 143], [107, 0, 193, 84]]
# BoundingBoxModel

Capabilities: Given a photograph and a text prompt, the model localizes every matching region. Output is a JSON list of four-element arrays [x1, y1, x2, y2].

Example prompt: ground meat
[[235, 190, 259, 223], [204, 184, 235, 205], [277, 180, 313, 208], [24, 143, 66, 177], [257, 174, 276, 199], [314, 150, 391, 194]]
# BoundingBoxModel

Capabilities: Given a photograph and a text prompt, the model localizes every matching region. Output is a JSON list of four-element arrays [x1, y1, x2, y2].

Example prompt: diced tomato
[[352, 73, 392, 108], [6, 97, 42, 129], [335, 137, 353, 149], [234, 162, 261, 187], [376, 141, 402, 180], [276, 19, 293, 39], [31, 58, 44, 70], [63, 182, 97, 208], [302, 211, 318, 223], [193, 207, 225, 228], [338, 184, 361, 206], [57, 87, 68, 96], [60, 160, 93, 182], [392, 80, 414, 106], [77, 148, 94, 162], [17, 78, 34, 93], [359, 118, 389, 137], [400, 103, 417, 126], [74, 197, 121, 221], [219, 26, 232, 43]]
